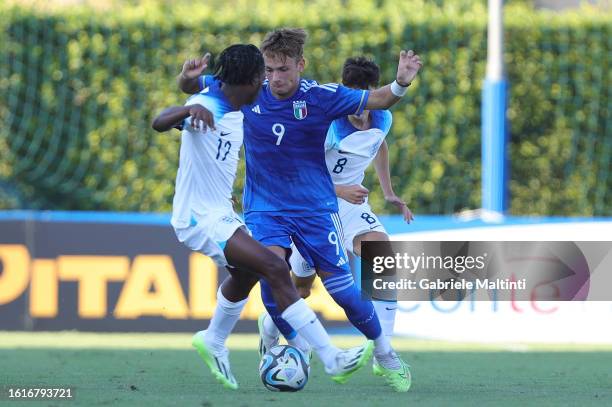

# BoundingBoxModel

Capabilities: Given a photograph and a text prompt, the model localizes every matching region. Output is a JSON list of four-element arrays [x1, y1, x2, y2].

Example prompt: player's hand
[[181, 53, 211, 80], [385, 194, 414, 223], [188, 104, 215, 132], [338, 184, 369, 204], [395, 49, 422, 87]]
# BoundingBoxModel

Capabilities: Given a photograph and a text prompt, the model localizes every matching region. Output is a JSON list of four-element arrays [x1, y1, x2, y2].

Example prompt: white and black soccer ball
[[259, 345, 309, 392]]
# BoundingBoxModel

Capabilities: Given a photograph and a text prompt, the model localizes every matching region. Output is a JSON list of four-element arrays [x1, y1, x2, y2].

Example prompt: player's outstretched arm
[[152, 105, 215, 132], [373, 140, 414, 223], [366, 50, 422, 110], [177, 53, 210, 94]]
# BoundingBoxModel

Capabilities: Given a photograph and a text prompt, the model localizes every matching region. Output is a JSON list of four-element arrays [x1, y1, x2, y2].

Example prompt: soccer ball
[[259, 345, 309, 392]]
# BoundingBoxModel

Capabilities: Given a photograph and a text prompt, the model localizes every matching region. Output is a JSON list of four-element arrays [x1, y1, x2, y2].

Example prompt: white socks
[[262, 311, 280, 339], [281, 299, 339, 370], [372, 301, 396, 356], [262, 311, 309, 357], [373, 333, 392, 355], [372, 301, 399, 367], [203, 287, 248, 353], [373, 300, 397, 338], [287, 334, 310, 355], [262, 299, 398, 367]]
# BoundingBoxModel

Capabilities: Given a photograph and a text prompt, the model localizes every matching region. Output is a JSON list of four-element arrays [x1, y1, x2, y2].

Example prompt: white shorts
[[173, 209, 246, 267], [289, 198, 387, 278], [288, 242, 316, 278], [337, 198, 386, 254]]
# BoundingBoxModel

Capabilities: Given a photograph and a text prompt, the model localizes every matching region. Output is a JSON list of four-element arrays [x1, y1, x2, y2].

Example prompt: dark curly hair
[[342, 57, 380, 90], [213, 44, 264, 85]]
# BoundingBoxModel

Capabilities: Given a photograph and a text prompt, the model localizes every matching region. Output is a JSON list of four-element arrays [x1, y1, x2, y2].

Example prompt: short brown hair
[[260, 28, 308, 61]]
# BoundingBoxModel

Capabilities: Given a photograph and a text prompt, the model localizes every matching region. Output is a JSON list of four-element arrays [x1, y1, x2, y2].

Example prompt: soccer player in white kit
[[281, 56, 414, 376], [153, 44, 372, 390]]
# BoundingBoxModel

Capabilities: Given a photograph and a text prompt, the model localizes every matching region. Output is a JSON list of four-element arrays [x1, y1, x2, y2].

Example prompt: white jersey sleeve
[[325, 110, 392, 186]]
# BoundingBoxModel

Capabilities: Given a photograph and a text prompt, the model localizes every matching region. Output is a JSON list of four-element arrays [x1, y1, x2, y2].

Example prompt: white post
[[487, 0, 504, 81]]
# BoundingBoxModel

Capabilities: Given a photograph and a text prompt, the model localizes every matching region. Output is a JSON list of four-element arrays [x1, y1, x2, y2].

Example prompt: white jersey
[[171, 83, 243, 229], [324, 110, 393, 186]]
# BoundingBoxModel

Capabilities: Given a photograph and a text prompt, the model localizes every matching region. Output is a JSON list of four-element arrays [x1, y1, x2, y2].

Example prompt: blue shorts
[[244, 212, 350, 275]]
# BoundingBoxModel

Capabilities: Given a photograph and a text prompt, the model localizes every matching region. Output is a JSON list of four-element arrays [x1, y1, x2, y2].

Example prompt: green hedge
[[0, 0, 610, 215]]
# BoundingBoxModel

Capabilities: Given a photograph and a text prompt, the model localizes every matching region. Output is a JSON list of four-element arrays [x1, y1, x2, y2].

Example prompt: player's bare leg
[[224, 228, 300, 310], [194, 227, 301, 390], [292, 272, 316, 299]]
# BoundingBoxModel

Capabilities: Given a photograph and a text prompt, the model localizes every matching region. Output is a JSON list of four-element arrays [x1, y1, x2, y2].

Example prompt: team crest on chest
[[293, 100, 308, 120]]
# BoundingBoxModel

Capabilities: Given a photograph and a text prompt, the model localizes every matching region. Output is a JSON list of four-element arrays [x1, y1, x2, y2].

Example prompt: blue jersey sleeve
[[316, 84, 369, 120], [197, 75, 215, 92], [381, 110, 393, 135]]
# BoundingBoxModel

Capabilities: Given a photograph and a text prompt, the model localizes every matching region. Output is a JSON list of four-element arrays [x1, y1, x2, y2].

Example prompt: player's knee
[[242, 272, 260, 288], [228, 267, 260, 289], [261, 256, 291, 286], [293, 274, 314, 299], [296, 286, 311, 299]]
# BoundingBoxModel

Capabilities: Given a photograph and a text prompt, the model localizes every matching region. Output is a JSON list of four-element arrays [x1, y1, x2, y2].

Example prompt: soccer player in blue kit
[[286, 56, 414, 379], [179, 28, 422, 392], [155, 44, 372, 390]]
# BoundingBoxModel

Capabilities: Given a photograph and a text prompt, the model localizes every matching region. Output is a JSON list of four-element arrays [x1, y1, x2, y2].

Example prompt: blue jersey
[[198, 76, 369, 216], [243, 80, 369, 216]]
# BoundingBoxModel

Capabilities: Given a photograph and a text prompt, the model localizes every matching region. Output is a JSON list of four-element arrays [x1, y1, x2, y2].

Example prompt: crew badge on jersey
[[293, 100, 307, 120]]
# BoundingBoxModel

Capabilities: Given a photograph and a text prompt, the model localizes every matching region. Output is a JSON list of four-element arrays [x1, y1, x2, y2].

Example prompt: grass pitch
[[1, 332, 611, 406]]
